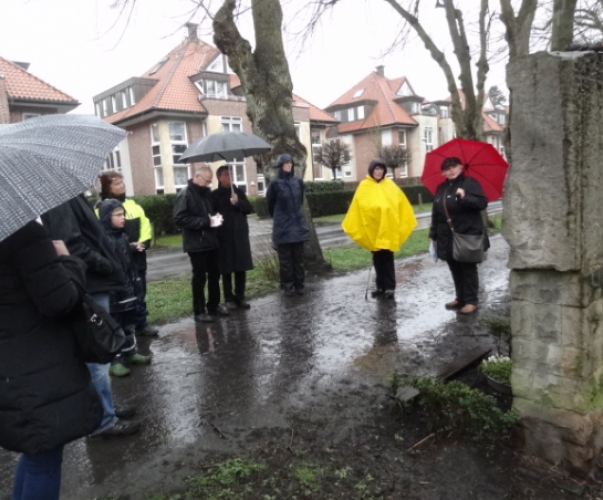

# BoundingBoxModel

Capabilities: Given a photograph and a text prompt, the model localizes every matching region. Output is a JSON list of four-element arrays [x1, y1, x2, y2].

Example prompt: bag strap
[[443, 186, 455, 231]]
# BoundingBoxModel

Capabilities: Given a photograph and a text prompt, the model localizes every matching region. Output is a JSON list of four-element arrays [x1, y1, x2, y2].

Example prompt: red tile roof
[[229, 74, 338, 125], [105, 39, 219, 124], [326, 71, 417, 133], [0, 56, 78, 103]]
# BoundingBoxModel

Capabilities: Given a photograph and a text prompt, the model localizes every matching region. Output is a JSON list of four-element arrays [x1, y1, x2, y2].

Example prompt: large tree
[[212, 0, 329, 272]]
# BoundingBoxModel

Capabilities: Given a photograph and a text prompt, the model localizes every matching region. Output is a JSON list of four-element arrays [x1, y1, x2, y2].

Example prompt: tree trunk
[[213, 0, 330, 274], [551, 0, 578, 50]]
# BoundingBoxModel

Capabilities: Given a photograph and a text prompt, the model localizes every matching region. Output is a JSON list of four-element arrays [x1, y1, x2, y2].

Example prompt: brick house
[[0, 56, 79, 124], [95, 24, 338, 196], [324, 67, 507, 181]]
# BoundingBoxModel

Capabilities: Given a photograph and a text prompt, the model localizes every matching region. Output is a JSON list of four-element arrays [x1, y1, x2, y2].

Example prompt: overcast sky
[[1, 0, 511, 115]]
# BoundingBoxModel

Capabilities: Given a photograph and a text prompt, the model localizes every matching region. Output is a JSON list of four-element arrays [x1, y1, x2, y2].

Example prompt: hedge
[[131, 194, 178, 237], [306, 191, 355, 217]]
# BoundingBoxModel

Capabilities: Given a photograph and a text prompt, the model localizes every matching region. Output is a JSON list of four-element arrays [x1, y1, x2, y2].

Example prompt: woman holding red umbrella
[[429, 157, 489, 314]]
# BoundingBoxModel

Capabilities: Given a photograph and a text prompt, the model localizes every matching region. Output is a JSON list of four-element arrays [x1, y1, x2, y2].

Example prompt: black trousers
[[447, 259, 479, 305], [277, 242, 305, 291], [372, 250, 396, 291], [222, 271, 246, 303], [133, 270, 148, 331], [189, 250, 221, 315]]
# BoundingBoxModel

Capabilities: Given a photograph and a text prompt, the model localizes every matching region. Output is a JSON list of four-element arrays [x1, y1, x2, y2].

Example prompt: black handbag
[[443, 187, 486, 264], [73, 294, 126, 364]]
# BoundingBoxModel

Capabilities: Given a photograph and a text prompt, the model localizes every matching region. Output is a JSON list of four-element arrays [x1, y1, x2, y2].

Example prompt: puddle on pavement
[[0, 237, 510, 499]]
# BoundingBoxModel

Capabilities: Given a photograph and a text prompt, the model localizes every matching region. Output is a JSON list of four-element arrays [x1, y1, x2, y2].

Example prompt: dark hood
[[98, 199, 125, 232], [274, 153, 294, 169], [368, 158, 386, 181]]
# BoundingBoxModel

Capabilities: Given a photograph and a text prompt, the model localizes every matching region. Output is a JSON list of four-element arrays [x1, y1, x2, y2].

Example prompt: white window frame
[[398, 129, 406, 147], [121, 91, 127, 109], [347, 108, 354, 121], [333, 110, 342, 121], [399, 162, 408, 178], [357, 106, 365, 120], [151, 123, 163, 191], [129, 87, 136, 106], [95, 103, 102, 117], [294, 122, 301, 140], [440, 106, 449, 118], [221, 117, 246, 190], [102, 99, 108, 116], [424, 126, 434, 152], [257, 174, 266, 196], [205, 80, 227, 98], [169, 121, 189, 189], [111, 95, 117, 114]]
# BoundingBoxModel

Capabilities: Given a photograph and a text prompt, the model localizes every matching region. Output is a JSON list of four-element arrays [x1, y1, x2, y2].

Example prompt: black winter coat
[[266, 170, 310, 245], [42, 195, 124, 294], [429, 174, 489, 261], [0, 222, 102, 455], [173, 180, 219, 254], [211, 185, 254, 274]]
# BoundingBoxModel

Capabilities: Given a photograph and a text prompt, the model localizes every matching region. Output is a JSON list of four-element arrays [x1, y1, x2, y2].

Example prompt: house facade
[[0, 56, 79, 124], [95, 24, 338, 196], [323, 67, 507, 181]]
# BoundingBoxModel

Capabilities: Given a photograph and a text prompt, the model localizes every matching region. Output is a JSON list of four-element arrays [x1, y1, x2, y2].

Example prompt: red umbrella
[[421, 138, 509, 201]]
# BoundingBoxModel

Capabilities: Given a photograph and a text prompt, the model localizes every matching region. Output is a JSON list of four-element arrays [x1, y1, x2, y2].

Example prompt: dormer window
[[352, 89, 364, 98], [498, 114, 507, 125], [205, 80, 227, 98]]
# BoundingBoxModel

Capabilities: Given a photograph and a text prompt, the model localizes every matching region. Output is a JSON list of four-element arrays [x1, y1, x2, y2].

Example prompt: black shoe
[[295, 288, 304, 296], [114, 405, 136, 420], [89, 420, 140, 439], [384, 290, 395, 299], [284, 289, 294, 297], [195, 313, 214, 323], [225, 301, 238, 311], [208, 305, 230, 317], [136, 325, 159, 337], [236, 300, 251, 309], [370, 289, 384, 298]]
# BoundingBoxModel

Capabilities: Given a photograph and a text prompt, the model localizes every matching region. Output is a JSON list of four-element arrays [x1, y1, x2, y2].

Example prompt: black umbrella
[[0, 114, 127, 243], [178, 131, 271, 194]]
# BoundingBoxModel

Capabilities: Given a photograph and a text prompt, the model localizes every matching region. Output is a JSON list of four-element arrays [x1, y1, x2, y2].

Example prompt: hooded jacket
[[98, 199, 141, 313], [342, 159, 417, 252], [42, 195, 124, 294], [0, 222, 102, 455], [173, 179, 219, 253], [266, 154, 310, 245]]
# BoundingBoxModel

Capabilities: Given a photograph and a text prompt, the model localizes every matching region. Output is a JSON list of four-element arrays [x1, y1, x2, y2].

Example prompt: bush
[[248, 195, 269, 218], [401, 185, 435, 205], [306, 191, 355, 218], [132, 194, 178, 237], [305, 180, 345, 193]]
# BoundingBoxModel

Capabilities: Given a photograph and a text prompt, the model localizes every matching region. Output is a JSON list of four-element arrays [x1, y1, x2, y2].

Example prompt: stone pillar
[[503, 51, 603, 476]]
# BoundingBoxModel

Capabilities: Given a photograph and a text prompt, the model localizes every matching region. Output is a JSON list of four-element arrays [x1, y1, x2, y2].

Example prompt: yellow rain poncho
[[342, 175, 417, 252]]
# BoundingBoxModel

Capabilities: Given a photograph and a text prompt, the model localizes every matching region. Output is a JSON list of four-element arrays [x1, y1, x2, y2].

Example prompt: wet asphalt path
[[0, 234, 509, 499]]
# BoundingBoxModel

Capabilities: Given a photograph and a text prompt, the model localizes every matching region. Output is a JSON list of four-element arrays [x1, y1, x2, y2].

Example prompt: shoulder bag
[[443, 187, 486, 264], [73, 293, 127, 364]]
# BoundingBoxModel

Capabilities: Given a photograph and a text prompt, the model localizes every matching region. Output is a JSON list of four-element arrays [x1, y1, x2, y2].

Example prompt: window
[[333, 110, 342, 121], [221, 117, 246, 190], [205, 80, 227, 97], [499, 114, 507, 125], [398, 129, 406, 147], [311, 131, 321, 146], [357, 106, 365, 120], [151, 123, 163, 192], [347, 108, 355, 121], [353, 89, 364, 98], [399, 162, 408, 178], [102, 99, 108, 116], [149, 57, 168, 75], [95, 103, 101, 117], [257, 174, 266, 196], [424, 126, 434, 152], [111, 95, 117, 113], [344, 167, 352, 178], [294, 122, 301, 140], [22, 113, 40, 120], [221, 116, 242, 133], [104, 147, 122, 172], [121, 91, 127, 109], [169, 121, 188, 190], [381, 129, 392, 147], [129, 88, 136, 105], [440, 106, 449, 118]]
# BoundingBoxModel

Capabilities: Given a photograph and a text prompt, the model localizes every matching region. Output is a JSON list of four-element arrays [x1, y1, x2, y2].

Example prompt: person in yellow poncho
[[342, 159, 417, 299]]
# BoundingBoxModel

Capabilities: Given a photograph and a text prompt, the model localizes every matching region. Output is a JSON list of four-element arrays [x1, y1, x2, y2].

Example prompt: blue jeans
[[12, 446, 64, 500], [87, 292, 118, 434]]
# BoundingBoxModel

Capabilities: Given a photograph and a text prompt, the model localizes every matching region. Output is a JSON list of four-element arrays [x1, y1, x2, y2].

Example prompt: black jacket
[[211, 185, 254, 274], [42, 195, 124, 294], [0, 222, 102, 455], [429, 174, 489, 261], [173, 180, 219, 253], [99, 199, 142, 314], [266, 169, 309, 246]]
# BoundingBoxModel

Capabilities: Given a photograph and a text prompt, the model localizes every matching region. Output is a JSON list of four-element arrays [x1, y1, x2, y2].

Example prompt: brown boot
[[445, 300, 462, 310], [458, 304, 478, 315]]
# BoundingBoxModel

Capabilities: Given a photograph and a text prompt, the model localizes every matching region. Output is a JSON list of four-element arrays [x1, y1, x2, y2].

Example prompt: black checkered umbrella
[[0, 114, 127, 242]]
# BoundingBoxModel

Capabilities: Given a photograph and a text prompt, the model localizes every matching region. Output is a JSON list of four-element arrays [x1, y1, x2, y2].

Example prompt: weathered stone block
[[510, 270, 583, 306]]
